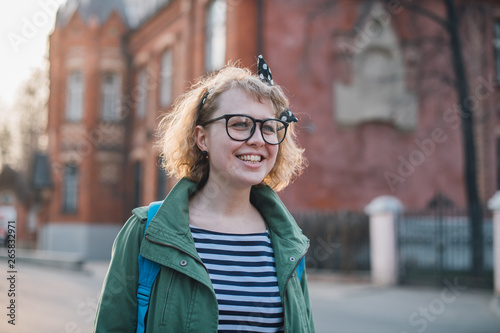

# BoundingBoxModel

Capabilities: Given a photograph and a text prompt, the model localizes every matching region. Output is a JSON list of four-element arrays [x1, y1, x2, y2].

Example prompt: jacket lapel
[[250, 185, 309, 295], [140, 179, 213, 288]]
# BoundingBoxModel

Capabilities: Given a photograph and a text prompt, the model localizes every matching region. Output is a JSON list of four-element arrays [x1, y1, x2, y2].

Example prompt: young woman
[[94, 57, 314, 332]]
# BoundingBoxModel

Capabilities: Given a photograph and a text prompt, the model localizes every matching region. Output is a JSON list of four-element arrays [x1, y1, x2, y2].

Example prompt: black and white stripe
[[190, 226, 284, 333]]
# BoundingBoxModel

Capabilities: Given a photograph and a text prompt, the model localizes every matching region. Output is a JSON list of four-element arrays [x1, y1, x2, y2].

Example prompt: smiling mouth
[[237, 155, 263, 163]]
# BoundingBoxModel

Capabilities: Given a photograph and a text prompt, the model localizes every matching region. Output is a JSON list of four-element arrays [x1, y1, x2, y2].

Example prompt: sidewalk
[[309, 275, 500, 333]]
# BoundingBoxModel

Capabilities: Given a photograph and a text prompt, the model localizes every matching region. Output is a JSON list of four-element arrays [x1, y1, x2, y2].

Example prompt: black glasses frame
[[201, 114, 289, 145]]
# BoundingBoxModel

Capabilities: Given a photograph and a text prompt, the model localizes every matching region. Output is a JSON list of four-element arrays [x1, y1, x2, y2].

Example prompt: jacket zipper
[[282, 245, 309, 333]]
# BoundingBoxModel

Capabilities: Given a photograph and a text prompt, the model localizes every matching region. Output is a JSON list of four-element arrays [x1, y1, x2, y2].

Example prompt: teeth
[[238, 155, 262, 163]]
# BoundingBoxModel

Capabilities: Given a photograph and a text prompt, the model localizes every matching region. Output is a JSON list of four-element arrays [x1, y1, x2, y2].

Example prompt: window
[[156, 157, 167, 200], [497, 138, 500, 190], [66, 72, 84, 121], [101, 72, 121, 121], [205, 0, 226, 71], [62, 164, 78, 213], [136, 68, 147, 119], [160, 49, 173, 107], [495, 21, 500, 83], [134, 161, 142, 207]]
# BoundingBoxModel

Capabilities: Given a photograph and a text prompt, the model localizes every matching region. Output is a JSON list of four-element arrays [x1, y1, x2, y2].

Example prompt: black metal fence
[[293, 210, 370, 273], [397, 207, 493, 288]]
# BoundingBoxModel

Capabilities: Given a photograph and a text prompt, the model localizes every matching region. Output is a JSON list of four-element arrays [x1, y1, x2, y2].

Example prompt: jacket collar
[[141, 177, 309, 283], [145, 177, 306, 238]]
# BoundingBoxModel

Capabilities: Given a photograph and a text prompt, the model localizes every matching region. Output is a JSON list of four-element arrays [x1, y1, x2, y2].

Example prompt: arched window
[[65, 71, 84, 122]]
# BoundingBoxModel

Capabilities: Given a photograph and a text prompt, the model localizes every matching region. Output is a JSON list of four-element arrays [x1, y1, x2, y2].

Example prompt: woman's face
[[196, 88, 279, 190]]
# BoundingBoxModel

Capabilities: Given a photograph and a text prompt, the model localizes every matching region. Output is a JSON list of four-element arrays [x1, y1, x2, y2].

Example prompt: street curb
[[307, 270, 371, 284], [0, 248, 85, 271]]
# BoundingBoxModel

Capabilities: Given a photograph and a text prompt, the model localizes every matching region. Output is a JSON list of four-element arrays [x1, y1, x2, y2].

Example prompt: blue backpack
[[136, 200, 306, 333]]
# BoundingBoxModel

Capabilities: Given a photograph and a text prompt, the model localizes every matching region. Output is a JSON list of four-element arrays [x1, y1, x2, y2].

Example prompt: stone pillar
[[487, 192, 500, 296], [365, 196, 404, 286]]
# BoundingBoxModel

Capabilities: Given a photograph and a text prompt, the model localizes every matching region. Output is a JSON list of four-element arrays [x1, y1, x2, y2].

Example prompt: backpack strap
[[296, 256, 305, 282], [136, 201, 163, 333]]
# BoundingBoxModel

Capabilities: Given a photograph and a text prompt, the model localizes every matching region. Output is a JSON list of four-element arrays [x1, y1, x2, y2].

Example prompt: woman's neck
[[188, 177, 266, 234]]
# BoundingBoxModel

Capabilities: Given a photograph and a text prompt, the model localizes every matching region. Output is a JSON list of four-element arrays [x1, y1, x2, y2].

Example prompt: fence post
[[487, 192, 500, 297], [365, 196, 403, 286]]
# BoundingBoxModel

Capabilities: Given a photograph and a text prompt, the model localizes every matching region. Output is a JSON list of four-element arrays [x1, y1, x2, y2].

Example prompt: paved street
[[309, 278, 500, 333], [0, 261, 499, 333], [0, 262, 107, 333]]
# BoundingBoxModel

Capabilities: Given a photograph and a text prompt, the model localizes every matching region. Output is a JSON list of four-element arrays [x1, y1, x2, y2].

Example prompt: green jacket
[[94, 178, 315, 332]]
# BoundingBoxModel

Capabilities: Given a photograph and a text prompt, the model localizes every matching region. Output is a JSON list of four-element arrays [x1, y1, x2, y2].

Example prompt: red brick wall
[[46, 0, 500, 230], [263, 0, 498, 211]]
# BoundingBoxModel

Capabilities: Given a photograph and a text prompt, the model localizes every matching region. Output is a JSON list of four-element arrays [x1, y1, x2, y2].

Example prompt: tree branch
[[399, 1, 450, 29]]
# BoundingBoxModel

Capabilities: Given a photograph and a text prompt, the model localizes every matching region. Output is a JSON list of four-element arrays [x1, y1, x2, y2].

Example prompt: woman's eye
[[230, 120, 252, 129], [262, 125, 276, 134]]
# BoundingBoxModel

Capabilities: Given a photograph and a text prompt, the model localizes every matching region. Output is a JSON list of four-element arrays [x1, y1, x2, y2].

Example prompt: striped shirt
[[190, 226, 285, 333]]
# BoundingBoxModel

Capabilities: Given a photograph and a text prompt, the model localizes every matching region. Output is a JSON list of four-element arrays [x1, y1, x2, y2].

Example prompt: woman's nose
[[245, 123, 266, 146]]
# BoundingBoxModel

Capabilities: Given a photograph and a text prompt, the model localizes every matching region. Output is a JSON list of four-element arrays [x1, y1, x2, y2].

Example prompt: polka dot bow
[[257, 55, 298, 123], [258, 55, 274, 86], [279, 109, 298, 123]]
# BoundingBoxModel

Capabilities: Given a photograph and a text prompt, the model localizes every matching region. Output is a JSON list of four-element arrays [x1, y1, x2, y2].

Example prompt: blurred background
[[1, 0, 500, 332]]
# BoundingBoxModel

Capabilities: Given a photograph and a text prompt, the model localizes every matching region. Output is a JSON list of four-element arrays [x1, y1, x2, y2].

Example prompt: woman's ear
[[194, 125, 209, 152]]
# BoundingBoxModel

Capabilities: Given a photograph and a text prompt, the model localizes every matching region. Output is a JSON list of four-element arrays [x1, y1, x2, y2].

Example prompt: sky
[[0, 0, 67, 108]]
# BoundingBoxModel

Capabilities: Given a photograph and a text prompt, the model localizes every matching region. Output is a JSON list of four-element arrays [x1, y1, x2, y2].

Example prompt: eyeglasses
[[201, 114, 289, 145]]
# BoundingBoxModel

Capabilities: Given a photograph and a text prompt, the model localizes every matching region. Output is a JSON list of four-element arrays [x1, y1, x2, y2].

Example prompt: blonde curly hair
[[156, 65, 306, 191]]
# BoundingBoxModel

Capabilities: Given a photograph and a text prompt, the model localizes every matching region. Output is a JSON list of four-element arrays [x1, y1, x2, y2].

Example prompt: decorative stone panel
[[97, 152, 124, 184], [334, 3, 418, 131]]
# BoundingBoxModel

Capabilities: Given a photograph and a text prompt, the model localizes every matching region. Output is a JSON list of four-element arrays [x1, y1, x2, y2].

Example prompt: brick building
[[41, 0, 500, 258]]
